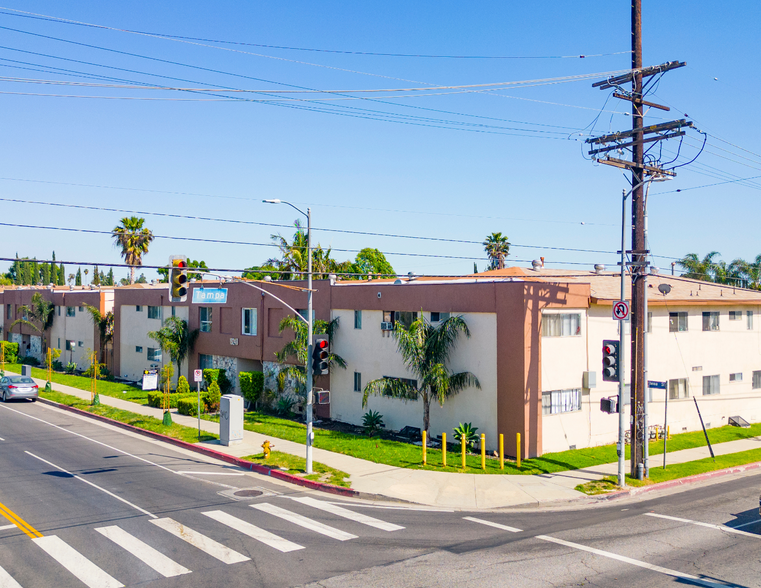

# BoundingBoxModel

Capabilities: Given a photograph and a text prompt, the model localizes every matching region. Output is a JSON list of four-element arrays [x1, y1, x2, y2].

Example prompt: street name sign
[[648, 380, 667, 390], [192, 288, 228, 304]]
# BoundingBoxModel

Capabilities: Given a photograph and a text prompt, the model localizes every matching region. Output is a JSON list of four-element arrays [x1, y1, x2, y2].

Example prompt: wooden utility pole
[[630, 0, 646, 478]]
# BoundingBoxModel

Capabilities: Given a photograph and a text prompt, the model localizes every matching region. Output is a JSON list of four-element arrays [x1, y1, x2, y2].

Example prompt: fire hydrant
[[261, 440, 274, 459]]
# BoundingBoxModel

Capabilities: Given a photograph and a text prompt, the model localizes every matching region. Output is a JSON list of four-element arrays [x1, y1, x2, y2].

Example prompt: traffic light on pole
[[602, 340, 620, 382], [312, 335, 329, 376], [169, 256, 188, 302]]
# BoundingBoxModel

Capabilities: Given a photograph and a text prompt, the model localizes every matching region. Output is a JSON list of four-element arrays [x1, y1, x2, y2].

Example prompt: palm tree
[[82, 304, 114, 366], [483, 232, 511, 270], [362, 314, 481, 438], [112, 216, 154, 284], [676, 251, 720, 281], [267, 220, 309, 280], [276, 315, 346, 399], [148, 317, 199, 381]]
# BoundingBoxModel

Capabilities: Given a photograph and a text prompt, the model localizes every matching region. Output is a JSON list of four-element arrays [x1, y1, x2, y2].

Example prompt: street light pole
[[263, 199, 314, 474]]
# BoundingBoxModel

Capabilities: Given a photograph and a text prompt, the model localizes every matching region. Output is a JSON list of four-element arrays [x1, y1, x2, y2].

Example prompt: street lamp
[[263, 199, 315, 474]]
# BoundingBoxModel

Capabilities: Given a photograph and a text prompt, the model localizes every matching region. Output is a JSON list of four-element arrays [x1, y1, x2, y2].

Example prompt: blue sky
[[1, 1, 759, 282]]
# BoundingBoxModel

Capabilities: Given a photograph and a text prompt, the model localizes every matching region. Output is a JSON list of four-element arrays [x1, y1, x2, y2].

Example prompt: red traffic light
[[316, 339, 329, 350], [603, 343, 616, 355]]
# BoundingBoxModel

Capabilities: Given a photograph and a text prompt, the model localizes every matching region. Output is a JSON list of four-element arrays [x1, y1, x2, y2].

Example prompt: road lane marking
[[251, 503, 357, 541], [176, 471, 245, 476], [95, 525, 191, 578], [325, 501, 455, 512], [0, 524, 16, 531], [0, 500, 42, 539], [150, 518, 249, 564], [289, 496, 404, 531], [0, 404, 238, 490], [463, 516, 522, 533], [536, 534, 725, 588], [730, 519, 759, 529], [0, 437, 5, 441], [203, 510, 304, 553], [0, 564, 23, 588], [25, 451, 156, 519], [33, 535, 124, 588], [644, 512, 761, 539]]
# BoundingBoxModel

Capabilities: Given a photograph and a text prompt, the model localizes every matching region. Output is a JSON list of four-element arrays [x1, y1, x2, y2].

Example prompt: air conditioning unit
[[317, 391, 330, 405], [381, 321, 394, 331]]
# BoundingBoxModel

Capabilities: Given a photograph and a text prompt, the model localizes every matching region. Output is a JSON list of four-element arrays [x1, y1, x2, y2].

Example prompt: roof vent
[[328, 273, 337, 286], [594, 264, 605, 274], [649, 266, 659, 275], [394, 279, 403, 285], [407, 272, 417, 281], [263, 275, 272, 282], [531, 260, 542, 270]]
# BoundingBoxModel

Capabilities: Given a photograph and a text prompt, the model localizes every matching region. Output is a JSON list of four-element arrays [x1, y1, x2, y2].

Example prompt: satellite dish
[[658, 284, 672, 295]]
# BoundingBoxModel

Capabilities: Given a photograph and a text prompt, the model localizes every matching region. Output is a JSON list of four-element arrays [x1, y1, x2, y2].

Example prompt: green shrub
[[20, 356, 40, 366], [51, 360, 64, 371], [177, 397, 199, 416], [146, 391, 195, 409], [176, 375, 190, 395], [362, 410, 385, 436], [1, 342, 19, 363], [275, 395, 296, 417], [65, 362, 77, 374], [203, 368, 232, 395], [239, 371, 264, 406], [204, 381, 221, 413], [453, 422, 479, 450]]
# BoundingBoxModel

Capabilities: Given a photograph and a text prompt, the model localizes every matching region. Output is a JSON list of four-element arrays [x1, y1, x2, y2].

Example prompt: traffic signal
[[312, 336, 329, 376], [600, 396, 618, 414], [602, 340, 620, 382], [169, 257, 188, 302]]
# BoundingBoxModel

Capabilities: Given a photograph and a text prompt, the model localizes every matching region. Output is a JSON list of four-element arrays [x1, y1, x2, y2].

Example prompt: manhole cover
[[233, 489, 263, 498]]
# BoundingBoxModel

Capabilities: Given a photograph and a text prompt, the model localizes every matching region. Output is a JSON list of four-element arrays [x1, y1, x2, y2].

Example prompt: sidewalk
[[17, 373, 761, 509]]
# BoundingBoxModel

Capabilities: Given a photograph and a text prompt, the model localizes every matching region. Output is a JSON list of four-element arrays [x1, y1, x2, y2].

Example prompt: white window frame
[[200, 307, 212, 332], [542, 388, 582, 415], [702, 374, 720, 395], [669, 312, 688, 332], [242, 308, 257, 336], [753, 370, 761, 389], [541, 313, 582, 337], [668, 378, 689, 400], [147, 306, 160, 320], [747, 311, 754, 330], [147, 347, 162, 362], [353, 372, 362, 392], [729, 372, 743, 382], [66, 306, 75, 317], [354, 310, 362, 329], [702, 311, 720, 332]]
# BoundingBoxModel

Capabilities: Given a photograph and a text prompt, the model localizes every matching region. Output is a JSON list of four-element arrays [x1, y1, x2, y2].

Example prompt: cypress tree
[[20, 259, 30, 285], [107, 268, 114, 286], [75, 268, 82, 286], [32, 259, 40, 284], [92, 265, 100, 285], [58, 264, 66, 285], [12, 254, 20, 285], [41, 263, 50, 286], [50, 252, 57, 285]]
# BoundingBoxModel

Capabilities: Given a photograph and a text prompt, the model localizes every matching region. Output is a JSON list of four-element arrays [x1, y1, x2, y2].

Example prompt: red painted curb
[[599, 460, 761, 501], [37, 397, 359, 498]]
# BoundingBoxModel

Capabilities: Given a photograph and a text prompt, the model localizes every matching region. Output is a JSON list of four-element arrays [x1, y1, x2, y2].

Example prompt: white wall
[[50, 305, 97, 368], [330, 309, 499, 448]]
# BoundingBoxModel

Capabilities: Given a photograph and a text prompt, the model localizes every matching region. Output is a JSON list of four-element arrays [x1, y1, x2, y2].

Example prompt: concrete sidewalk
[[15, 373, 761, 509]]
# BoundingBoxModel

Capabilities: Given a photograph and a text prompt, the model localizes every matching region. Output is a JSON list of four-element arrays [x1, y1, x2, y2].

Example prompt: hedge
[[0, 342, 19, 364], [146, 391, 195, 409], [239, 371, 264, 405], [203, 368, 231, 395], [177, 397, 199, 416]]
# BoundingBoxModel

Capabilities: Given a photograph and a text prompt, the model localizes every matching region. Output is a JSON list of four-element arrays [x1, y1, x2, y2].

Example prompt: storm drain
[[218, 486, 280, 501], [234, 489, 263, 498]]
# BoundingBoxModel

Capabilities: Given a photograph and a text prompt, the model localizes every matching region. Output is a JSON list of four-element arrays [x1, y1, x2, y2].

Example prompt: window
[[383, 311, 417, 329], [353, 372, 362, 392], [6, 304, 11, 320], [542, 313, 581, 337], [382, 376, 418, 391], [200, 307, 212, 332], [199, 354, 213, 370], [78, 341, 84, 348], [430, 312, 450, 323], [66, 306, 75, 317], [57, 306, 61, 316], [669, 312, 688, 332], [297, 309, 316, 323], [135, 346, 143, 353], [135, 305, 143, 312], [729, 372, 743, 382], [57, 338, 60, 349], [242, 308, 257, 336], [147, 306, 160, 319], [668, 378, 689, 400], [703, 374, 720, 395], [748, 311, 754, 330], [354, 310, 362, 329], [78, 306, 84, 312], [729, 311, 742, 321], [147, 347, 162, 361], [171, 306, 176, 317], [65, 340, 74, 351], [753, 371, 761, 389], [542, 389, 582, 415], [702, 312, 720, 331]]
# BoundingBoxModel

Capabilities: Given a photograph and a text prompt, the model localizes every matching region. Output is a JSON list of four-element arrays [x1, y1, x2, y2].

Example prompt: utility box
[[21, 365, 32, 378], [583, 371, 597, 389], [219, 394, 244, 446]]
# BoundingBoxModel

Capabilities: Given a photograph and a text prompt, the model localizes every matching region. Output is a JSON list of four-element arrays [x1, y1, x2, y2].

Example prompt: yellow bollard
[[667, 425, 670, 440], [516, 433, 521, 468], [499, 433, 504, 470], [442, 432, 447, 467], [422, 430, 427, 465], [461, 434, 466, 469], [481, 434, 486, 470]]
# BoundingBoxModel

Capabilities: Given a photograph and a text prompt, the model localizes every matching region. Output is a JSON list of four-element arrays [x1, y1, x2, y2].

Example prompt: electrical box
[[583, 371, 597, 389], [220, 394, 244, 446], [600, 396, 618, 414]]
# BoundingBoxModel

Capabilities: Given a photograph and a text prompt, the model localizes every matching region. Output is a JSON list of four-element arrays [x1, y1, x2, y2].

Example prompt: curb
[[36, 397, 359, 498], [598, 460, 761, 501]]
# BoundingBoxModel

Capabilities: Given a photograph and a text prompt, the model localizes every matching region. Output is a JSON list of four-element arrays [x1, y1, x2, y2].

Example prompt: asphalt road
[[1, 399, 760, 588]]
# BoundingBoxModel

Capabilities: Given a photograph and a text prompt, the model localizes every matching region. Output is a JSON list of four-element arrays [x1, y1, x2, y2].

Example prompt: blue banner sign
[[648, 380, 667, 390], [192, 288, 228, 304]]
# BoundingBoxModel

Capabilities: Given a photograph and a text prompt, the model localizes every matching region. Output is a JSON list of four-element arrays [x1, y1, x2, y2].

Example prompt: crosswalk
[[0, 497, 404, 587]]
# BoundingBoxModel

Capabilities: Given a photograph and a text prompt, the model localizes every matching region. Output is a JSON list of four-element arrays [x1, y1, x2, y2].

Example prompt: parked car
[[0, 376, 39, 402]]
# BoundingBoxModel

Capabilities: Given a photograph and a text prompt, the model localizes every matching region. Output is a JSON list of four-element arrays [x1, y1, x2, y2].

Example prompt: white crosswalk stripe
[[203, 510, 304, 553], [289, 497, 404, 531], [32, 535, 124, 588], [150, 517, 250, 564], [95, 525, 191, 578], [251, 503, 358, 541], [463, 516, 522, 533], [0, 564, 23, 588]]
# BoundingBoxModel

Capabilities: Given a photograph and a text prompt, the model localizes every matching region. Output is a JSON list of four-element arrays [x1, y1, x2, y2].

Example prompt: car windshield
[[8, 377, 34, 384]]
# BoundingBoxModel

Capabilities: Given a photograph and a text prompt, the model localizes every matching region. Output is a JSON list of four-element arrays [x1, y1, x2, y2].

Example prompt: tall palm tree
[[362, 314, 480, 438], [83, 304, 114, 366], [267, 220, 309, 280], [112, 216, 154, 284], [148, 317, 199, 380], [483, 232, 511, 270], [677, 251, 721, 282]]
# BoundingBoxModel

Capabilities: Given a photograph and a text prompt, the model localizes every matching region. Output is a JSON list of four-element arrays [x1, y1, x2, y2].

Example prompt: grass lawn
[[3, 363, 150, 404], [241, 451, 350, 488], [39, 389, 217, 444]]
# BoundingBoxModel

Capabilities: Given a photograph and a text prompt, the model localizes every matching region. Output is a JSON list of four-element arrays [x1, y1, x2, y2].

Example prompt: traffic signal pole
[[306, 207, 314, 475], [618, 190, 627, 488]]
